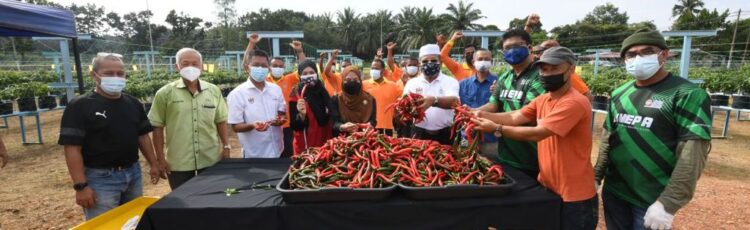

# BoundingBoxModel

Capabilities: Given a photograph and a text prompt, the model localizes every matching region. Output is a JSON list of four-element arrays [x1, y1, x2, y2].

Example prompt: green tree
[[336, 7, 361, 54], [213, 0, 237, 50], [441, 0, 484, 31], [672, 0, 705, 18], [395, 7, 439, 50], [582, 3, 629, 25], [68, 3, 106, 36]]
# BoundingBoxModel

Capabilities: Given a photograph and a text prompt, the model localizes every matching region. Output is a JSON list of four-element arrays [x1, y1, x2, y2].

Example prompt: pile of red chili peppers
[[450, 105, 481, 149], [387, 93, 426, 125], [288, 126, 504, 189]]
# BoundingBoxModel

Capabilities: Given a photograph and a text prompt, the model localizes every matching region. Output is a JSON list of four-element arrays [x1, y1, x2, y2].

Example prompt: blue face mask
[[250, 67, 269, 82], [503, 47, 530, 65]]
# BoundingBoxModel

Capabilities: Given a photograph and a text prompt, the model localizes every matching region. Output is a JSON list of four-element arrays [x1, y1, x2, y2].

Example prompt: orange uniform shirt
[[266, 72, 299, 128], [520, 88, 596, 202], [383, 67, 402, 83], [322, 71, 342, 96], [569, 73, 590, 95], [441, 40, 475, 81], [363, 79, 403, 130]]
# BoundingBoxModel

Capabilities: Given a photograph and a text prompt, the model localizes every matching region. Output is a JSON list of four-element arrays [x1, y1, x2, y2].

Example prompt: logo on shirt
[[415, 87, 423, 94], [95, 110, 107, 119], [248, 97, 255, 104], [614, 113, 654, 128], [644, 99, 664, 109], [498, 89, 524, 100]]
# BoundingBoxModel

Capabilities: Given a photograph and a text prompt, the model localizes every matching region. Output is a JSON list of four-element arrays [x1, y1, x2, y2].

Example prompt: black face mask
[[540, 73, 567, 92], [422, 62, 441, 77], [343, 81, 362, 95]]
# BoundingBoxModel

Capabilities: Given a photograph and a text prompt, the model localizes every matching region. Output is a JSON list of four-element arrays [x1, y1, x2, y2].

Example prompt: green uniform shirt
[[148, 79, 228, 171], [489, 65, 545, 171], [603, 74, 711, 208]]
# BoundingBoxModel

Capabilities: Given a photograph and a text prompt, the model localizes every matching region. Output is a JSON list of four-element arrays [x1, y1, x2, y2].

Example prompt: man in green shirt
[[595, 29, 712, 230], [148, 48, 230, 189], [478, 29, 545, 178]]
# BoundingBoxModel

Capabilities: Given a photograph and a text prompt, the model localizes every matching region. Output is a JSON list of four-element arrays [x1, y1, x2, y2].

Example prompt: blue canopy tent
[[0, 0, 84, 94]]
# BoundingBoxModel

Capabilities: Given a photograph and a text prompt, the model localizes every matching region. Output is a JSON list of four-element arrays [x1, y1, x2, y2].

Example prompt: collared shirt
[[148, 79, 228, 171], [402, 73, 459, 131], [266, 72, 299, 128], [227, 80, 286, 158], [58, 91, 153, 168], [459, 73, 499, 143], [364, 78, 403, 130]]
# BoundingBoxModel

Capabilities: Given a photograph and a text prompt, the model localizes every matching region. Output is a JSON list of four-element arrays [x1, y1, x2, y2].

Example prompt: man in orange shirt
[[243, 33, 306, 157], [386, 42, 420, 88], [440, 31, 477, 81], [364, 58, 403, 136], [472, 47, 597, 230], [323, 50, 344, 96]]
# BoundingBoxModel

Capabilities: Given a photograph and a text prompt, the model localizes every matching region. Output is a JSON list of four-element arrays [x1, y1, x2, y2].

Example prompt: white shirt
[[227, 80, 286, 158], [402, 73, 459, 131]]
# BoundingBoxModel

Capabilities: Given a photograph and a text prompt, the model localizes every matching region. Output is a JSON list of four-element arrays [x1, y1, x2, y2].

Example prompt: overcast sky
[[52, 0, 748, 31]]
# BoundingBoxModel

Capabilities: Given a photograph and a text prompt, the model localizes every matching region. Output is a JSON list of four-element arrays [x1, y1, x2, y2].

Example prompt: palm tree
[[336, 7, 361, 53], [396, 7, 439, 50], [442, 0, 484, 31], [355, 10, 394, 55], [672, 0, 705, 18]]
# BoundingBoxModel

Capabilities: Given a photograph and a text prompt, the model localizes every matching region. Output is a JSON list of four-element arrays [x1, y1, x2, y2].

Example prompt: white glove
[[644, 201, 674, 230]]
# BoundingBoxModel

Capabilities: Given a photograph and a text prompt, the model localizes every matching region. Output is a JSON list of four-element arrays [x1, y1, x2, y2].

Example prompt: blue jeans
[[561, 194, 599, 230], [83, 162, 143, 220], [603, 189, 647, 230]]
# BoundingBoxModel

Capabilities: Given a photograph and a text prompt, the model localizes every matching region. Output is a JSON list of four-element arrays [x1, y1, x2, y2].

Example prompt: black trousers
[[168, 168, 206, 190], [411, 126, 452, 145], [281, 127, 293, 158]]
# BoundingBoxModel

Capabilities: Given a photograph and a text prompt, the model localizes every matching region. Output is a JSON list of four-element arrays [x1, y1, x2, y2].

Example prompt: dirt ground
[[0, 109, 748, 229]]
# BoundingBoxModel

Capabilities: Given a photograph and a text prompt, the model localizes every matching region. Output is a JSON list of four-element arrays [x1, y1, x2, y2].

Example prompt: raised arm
[[441, 32, 464, 77], [386, 42, 398, 71], [290, 40, 306, 61], [242, 33, 262, 64]]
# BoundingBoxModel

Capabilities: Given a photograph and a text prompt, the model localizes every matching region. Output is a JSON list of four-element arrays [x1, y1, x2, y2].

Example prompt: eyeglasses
[[624, 48, 662, 59]]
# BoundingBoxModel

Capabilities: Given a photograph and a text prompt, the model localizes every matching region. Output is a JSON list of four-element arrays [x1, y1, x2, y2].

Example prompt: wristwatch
[[432, 96, 439, 106], [73, 182, 88, 191], [493, 124, 503, 137], [223, 145, 232, 150]]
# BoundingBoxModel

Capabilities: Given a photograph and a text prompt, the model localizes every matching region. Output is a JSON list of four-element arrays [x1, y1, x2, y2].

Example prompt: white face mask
[[626, 53, 662, 80], [179, 66, 201, 82], [370, 69, 382, 80], [99, 76, 126, 95], [405, 66, 418, 76], [271, 67, 285, 78], [474, 60, 491, 72]]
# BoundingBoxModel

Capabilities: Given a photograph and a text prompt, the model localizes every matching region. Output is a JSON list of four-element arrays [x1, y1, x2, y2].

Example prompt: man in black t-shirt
[[58, 53, 162, 220]]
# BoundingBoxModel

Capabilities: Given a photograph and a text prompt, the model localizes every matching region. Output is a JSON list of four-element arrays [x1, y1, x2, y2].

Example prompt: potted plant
[[36, 84, 56, 110], [731, 72, 750, 109], [701, 69, 732, 107], [12, 82, 42, 112], [0, 89, 13, 115]]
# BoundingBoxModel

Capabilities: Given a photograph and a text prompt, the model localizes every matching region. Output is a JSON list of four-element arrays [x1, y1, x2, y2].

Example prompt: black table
[[137, 159, 561, 230]]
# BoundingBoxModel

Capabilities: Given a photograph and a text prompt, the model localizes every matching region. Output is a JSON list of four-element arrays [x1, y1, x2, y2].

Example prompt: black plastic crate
[[276, 172, 397, 203], [398, 174, 516, 200]]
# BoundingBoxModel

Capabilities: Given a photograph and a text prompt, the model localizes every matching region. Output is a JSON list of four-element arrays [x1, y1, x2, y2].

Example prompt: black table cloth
[[137, 158, 562, 230]]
